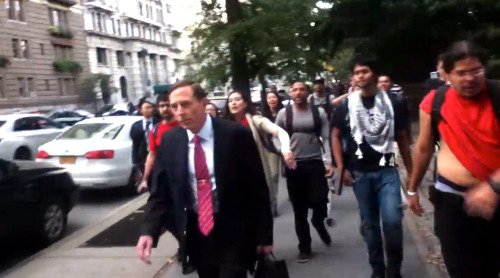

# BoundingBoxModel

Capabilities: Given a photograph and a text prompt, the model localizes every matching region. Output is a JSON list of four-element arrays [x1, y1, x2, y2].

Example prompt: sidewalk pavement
[[158, 178, 443, 278], [3, 194, 180, 278], [5, 162, 445, 278]]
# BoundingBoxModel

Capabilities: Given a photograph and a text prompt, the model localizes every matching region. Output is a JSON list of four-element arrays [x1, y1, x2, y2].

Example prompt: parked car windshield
[[209, 99, 226, 109], [58, 123, 113, 140]]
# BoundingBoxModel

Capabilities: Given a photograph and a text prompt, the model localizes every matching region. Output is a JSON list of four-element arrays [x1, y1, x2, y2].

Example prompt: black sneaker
[[316, 226, 332, 246], [371, 270, 386, 278], [297, 252, 311, 263]]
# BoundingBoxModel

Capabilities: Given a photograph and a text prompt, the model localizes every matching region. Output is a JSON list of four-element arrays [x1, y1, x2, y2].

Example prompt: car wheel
[[14, 147, 32, 160], [36, 197, 67, 245]]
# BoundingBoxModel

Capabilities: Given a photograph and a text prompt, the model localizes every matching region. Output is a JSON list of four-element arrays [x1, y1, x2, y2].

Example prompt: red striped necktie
[[194, 135, 214, 236]]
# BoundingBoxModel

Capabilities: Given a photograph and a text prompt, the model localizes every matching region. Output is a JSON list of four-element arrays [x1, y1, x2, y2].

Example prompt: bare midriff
[[437, 140, 481, 189]]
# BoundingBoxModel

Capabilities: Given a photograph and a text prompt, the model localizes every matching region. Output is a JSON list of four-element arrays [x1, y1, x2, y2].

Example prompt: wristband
[[407, 191, 417, 196]]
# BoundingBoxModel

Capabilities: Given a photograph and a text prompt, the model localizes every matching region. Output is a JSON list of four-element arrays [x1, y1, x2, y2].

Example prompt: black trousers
[[186, 212, 248, 278], [285, 160, 329, 253], [429, 186, 500, 278]]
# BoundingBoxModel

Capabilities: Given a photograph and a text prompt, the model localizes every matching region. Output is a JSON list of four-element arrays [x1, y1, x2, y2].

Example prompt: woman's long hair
[[262, 91, 284, 119], [222, 91, 257, 121]]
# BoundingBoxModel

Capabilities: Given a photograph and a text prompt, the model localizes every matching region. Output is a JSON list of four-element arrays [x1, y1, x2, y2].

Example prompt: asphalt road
[[0, 188, 139, 274]]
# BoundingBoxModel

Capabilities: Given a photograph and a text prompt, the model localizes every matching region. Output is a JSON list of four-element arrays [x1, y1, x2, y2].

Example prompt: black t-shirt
[[331, 93, 409, 172]]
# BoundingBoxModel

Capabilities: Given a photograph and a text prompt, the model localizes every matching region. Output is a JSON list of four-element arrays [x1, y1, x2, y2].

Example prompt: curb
[[2, 193, 149, 276]]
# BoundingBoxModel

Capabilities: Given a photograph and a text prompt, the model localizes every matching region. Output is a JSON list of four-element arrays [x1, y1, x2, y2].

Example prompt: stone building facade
[[83, 0, 182, 105], [0, 0, 90, 112]]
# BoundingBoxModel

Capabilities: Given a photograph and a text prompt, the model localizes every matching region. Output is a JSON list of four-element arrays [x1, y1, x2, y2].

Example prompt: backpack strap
[[152, 122, 161, 142], [431, 85, 449, 146], [285, 105, 293, 136], [311, 104, 322, 139], [486, 79, 500, 127]]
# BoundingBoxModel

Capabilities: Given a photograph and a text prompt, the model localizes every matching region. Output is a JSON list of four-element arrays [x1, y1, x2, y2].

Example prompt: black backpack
[[431, 79, 500, 146], [284, 104, 323, 150]]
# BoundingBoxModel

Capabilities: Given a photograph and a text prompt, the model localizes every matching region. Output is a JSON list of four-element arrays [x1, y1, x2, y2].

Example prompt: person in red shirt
[[138, 93, 179, 193], [409, 41, 500, 278]]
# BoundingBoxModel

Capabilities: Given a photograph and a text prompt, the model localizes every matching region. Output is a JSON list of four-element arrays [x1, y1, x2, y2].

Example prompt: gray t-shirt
[[275, 105, 332, 165]]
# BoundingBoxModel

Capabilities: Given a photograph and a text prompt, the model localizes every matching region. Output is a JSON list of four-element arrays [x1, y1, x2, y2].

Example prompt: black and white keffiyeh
[[347, 89, 395, 166]]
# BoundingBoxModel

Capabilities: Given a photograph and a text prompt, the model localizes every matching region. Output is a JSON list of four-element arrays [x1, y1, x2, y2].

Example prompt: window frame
[[116, 50, 125, 67], [96, 47, 108, 66], [17, 77, 27, 98]]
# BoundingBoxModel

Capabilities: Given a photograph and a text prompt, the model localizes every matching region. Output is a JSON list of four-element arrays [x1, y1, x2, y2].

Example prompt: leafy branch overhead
[[188, 0, 331, 91]]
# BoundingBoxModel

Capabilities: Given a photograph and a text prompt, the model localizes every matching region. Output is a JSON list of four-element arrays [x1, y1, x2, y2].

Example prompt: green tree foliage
[[320, 0, 500, 81], [189, 0, 330, 93]]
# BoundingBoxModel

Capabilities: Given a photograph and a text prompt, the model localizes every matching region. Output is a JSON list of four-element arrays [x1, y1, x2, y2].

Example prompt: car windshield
[[210, 99, 226, 109], [0, 121, 5, 128], [58, 123, 113, 140]]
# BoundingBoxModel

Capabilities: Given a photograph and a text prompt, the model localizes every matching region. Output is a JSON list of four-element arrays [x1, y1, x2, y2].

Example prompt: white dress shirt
[[186, 115, 217, 210], [143, 118, 153, 132]]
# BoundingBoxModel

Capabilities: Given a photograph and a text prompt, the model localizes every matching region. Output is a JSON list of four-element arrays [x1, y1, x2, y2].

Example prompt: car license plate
[[60, 157, 76, 164]]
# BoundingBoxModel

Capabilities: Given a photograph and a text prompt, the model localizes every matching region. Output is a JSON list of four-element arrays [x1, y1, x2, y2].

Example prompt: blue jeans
[[353, 167, 403, 274]]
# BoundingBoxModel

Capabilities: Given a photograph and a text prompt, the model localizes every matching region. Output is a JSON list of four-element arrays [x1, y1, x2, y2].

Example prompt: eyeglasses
[[452, 67, 485, 78]]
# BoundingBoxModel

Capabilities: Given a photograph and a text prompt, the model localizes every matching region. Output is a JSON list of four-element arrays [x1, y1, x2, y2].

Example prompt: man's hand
[[137, 236, 153, 264], [465, 182, 499, 220], [407, 194, 424, 216], [283, 152, 297, 170], [137, 180, 148, 193], [257, 245, 273, 254], [342, 170, 354, 186], [325, 164, 334, 178]]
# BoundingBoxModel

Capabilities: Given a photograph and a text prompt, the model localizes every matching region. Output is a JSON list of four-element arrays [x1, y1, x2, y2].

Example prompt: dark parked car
[[0, 159, 79, 245], [48, 110, 94, 127]]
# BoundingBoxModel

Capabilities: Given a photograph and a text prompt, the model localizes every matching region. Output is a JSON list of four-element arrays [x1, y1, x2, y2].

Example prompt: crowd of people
[[131, 40, 500, 278]]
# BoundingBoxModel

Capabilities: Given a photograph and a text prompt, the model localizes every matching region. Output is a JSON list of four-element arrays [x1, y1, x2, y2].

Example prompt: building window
[[27, 78, 35, 96], [49, 8, 68, 29], [45, 80, 50, 90], [142, 26, 146, 38], [97, 47, 107, 65], [166, 4, 171, 14], [138, 1, 143, 16], [18, 77, 27, 97], [58, 78, 64, 96], [0, 76, 5, 99], [157, 8, 163, 23], [20, 40, 29, 58], [12, 39, 19, 57], [117, 19, 122, 36], [116, 51, 124, 67], [54, 45, 73, 60], [12, 39, 29, 58], [111, 19, 116, 34], [126, 52, 132, 67], [91, 12, 97, 30], [64, 78, 75, 95], [101, 14, 107, 33], [6, 0, 25, 22]]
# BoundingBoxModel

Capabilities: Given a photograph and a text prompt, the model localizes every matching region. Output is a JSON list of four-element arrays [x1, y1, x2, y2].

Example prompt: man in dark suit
[[130, 99, 159, 168], [137, 80, 273, 278]]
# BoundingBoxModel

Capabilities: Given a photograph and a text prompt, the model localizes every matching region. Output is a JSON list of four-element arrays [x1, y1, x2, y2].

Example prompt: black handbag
[[254, 253, 289, 278]]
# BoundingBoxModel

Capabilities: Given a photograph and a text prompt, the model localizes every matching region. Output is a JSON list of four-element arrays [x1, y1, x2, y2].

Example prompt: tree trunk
[[258, 74, 267, 111], [226, 0, 251, 97]]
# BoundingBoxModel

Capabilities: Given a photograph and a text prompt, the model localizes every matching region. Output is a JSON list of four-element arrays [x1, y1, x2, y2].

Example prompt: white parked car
[[0, 114, 66, 160], [37, 116, 143, 192]]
